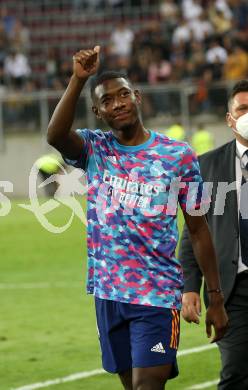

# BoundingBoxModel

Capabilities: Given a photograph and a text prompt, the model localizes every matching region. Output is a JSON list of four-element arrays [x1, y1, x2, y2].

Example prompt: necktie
[[239, 150, 248, 266]]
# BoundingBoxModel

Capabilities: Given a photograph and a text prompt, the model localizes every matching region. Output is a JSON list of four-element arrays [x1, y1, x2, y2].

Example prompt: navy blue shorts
[[95, 297, 180, 378]]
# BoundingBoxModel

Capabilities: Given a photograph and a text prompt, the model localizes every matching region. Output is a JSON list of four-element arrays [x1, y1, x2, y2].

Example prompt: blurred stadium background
[[0, 0, 247, 389]]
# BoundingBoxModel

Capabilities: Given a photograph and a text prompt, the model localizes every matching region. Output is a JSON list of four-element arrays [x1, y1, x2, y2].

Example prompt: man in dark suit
[[179, 79, 248, 390]]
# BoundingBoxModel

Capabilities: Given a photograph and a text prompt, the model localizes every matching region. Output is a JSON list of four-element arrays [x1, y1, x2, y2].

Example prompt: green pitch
[[0, 200, 220, 390]]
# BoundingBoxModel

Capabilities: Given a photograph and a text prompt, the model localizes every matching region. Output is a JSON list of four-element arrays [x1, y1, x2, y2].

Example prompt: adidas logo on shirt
[[106, 156, 117, 164], [151, 342, 166, 354]]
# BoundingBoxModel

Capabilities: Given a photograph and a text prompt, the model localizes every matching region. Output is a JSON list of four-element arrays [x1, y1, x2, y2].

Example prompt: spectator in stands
[[230, 0, 248, 32], [128, 49, 150, 84], [206, 37, 228, 65], [110, 20, 134, 61], [222, 34, 233, 54], [172, 16, 192, 47], [9, 19, 30, 54], [205, 37, 227, 80], [134, 21, 170, 62], [215, 0, 233, 20], [224, 44, 248, 81], [170, 53, 188, 82], [160, 0, 179, 27], [169, 42, 188, 81], [58, 60, 72, 88], [148, 48, 172, 85], [208, 6, 232, 35], [45, 47, 61, 89], [189, 11, 214, 42], [0, 63, 5, 93], [3, 47, 31, 89], [187, 41, 208, 80], [182, 0, 203, 21], [128, 48, 154, 118], [189, 68, 212, 114], [0, 6, 15, 38], [0, 21, 9, 65], [97, 46, 119, 74]]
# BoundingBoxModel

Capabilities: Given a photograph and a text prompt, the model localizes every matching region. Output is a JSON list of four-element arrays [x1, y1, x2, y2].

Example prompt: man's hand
[[182, 292, 228, 343], [182, 292, 201, 324], [73, 46, 100, 80], [206, 294, 228, 343], [181, 213, 228, 342]]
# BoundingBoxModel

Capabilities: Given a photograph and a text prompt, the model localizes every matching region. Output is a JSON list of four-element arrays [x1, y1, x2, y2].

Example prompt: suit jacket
[[179, 139, 239, 306]]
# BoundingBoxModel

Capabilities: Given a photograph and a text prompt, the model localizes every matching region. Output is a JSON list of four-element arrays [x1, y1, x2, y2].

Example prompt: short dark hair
[[90, 70, 130, 99], [228, 80, 248, 110]]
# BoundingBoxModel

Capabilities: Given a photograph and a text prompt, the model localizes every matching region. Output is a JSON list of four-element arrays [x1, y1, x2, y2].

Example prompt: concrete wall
[[0, 133, 52, 197]]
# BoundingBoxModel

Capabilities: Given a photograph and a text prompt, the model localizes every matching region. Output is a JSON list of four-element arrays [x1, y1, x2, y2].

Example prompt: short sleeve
[[178, 145, 208, 213], [63, 129, 91, 170]]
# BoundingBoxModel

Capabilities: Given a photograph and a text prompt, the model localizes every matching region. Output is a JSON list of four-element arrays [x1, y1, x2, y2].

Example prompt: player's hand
[[205, 294, 228, 343], [73, 46, 100, 80], [182, 292, 201, 324]]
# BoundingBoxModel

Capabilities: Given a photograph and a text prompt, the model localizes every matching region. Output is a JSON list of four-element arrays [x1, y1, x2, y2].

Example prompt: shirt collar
[[236, 139, 248, 160]]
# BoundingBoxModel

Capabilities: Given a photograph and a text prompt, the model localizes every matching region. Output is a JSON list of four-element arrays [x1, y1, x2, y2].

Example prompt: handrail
[[0, 79, 236, 151], [0, 80, 234, 102]]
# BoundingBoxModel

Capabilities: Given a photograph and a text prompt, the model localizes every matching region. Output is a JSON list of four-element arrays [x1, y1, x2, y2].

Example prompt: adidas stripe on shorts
[[94, 297, 180, 378]]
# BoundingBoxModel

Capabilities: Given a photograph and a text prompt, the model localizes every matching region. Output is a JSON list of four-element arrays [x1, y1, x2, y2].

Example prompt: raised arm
[[47, 46, 100, 159], [182, 212, 228, 342]]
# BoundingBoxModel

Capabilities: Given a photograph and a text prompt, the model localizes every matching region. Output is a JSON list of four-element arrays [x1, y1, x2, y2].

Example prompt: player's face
[[92, 78, 142, 131]]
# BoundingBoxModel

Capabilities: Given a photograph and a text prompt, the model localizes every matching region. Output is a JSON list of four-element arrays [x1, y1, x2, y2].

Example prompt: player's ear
[[226, 112, 232, 127], [134, 89, 141, 105], [92, 105, 101, 119]]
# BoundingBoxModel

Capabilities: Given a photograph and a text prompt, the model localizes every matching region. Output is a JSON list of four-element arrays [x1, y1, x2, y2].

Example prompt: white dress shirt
[[235, 139, 248, 273]]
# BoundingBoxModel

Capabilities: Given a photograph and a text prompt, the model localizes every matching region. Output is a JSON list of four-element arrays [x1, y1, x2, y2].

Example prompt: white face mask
[[230, 112, 248, 140]]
